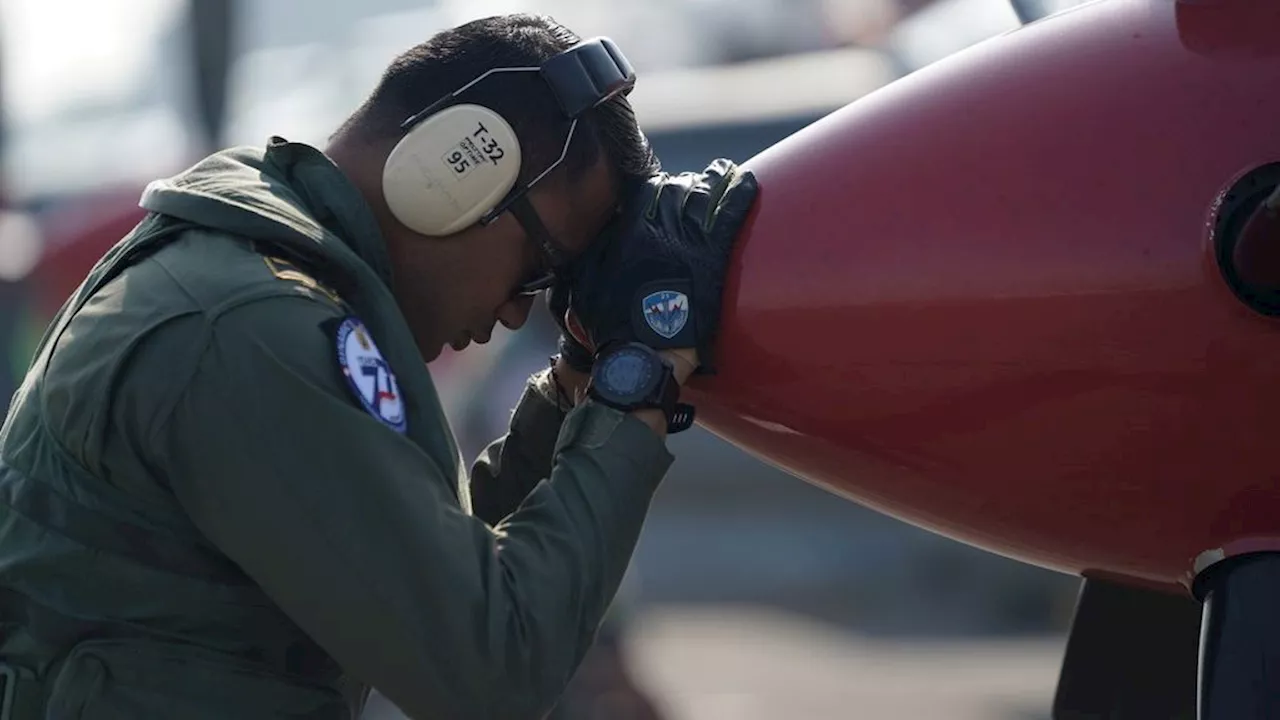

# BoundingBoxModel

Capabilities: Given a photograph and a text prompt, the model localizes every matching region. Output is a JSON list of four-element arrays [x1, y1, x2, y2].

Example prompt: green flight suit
[[0, 138, 673, 719]]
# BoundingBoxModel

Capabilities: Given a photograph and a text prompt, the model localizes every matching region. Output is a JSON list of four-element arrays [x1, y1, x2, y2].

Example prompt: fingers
[[678, 175, 712, 233], [673, 159, 747, 235], [620, 160, 749, 237], [702, 165, 738, 229], [565, 308, 594, 353], [642, 172, 671, 221], [557, 333, 595, 372], [708, 168, 759, 239], [545, 280, 572, 335]]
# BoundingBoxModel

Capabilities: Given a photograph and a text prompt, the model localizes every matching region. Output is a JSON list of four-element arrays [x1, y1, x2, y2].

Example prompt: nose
[[496, 294, 535, 331]]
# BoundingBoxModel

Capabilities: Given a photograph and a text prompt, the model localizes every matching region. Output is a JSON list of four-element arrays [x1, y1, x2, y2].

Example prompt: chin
[[408, 335, 443, 364]]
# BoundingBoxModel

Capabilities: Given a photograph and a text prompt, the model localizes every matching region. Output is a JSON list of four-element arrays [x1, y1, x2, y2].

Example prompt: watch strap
[[668, 402, 696, 434], [628, 362, 696, 434]]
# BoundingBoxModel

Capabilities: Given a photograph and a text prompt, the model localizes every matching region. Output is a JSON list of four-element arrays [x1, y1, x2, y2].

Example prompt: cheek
[[466, 244, 526, 314], [409, 281, 447, 325]]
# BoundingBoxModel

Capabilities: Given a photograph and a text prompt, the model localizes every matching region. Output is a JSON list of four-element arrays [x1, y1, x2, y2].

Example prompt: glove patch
[[640, 287, 690, 340]]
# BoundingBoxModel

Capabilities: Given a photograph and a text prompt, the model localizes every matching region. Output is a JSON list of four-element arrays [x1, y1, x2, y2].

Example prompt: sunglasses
[[509, 198, 565, 296], [512, 197, 630, 296]]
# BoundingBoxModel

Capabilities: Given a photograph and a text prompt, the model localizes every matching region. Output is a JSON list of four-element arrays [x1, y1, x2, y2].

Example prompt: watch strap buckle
[[667, 402, 696, 434]]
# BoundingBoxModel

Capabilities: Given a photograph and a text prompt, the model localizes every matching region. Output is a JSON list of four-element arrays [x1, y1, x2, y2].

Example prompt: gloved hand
[[564, 158, 759, 373]]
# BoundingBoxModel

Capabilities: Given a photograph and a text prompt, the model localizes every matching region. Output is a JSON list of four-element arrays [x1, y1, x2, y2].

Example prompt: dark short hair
[[338, 14, 660, 186]]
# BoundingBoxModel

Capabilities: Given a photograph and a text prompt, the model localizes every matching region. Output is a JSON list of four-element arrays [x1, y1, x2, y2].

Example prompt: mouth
[[449, 332, 472, 352]]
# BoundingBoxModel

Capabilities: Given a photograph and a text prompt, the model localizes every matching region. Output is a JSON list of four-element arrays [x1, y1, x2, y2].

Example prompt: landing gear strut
[[1195, 553, 1280, 719]]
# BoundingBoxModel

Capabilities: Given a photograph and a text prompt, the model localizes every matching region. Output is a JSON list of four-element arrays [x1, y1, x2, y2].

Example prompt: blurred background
[[0, 1, 1093, 718]]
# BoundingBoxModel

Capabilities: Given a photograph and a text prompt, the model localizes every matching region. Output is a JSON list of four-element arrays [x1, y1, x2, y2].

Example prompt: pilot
[[0, 14, 756, 719]]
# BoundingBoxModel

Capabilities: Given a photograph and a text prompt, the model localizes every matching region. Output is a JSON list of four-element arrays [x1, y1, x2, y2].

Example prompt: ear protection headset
[[381, 37, 637, 246]]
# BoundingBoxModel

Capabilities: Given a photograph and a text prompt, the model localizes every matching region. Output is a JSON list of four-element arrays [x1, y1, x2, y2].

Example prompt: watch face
[[595, 345, 658, 405]]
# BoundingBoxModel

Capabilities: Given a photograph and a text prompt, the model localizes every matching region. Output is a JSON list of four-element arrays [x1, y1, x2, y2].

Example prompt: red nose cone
[[685, 0, 1280, 594]]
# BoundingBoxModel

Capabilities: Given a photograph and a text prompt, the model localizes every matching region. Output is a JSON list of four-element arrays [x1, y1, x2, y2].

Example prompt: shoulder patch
[[334, 316, 407, 433], [264, 255, 344, 306]]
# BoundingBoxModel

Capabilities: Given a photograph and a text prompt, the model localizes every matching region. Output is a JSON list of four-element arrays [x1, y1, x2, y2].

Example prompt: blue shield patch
[[641, 290, 690, 340]]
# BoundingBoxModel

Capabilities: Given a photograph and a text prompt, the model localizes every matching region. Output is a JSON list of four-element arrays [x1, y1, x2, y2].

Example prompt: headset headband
[[401, 37, 634, 129], [399, 37, 635, 241], [540, 37, 636, 118]]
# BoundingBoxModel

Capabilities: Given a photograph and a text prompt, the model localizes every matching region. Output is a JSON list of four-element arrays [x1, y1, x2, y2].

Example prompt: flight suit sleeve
[[468, 377, 567, 526], [132, 294, 674, 720]]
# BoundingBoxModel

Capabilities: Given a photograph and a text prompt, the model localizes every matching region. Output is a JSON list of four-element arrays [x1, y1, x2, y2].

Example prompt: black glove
[[546, 277, 594, 373], [566, 158, 759, 373]]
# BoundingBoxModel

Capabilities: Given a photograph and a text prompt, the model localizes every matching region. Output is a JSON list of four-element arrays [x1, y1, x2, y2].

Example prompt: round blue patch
[[335, 317, 407, 433]]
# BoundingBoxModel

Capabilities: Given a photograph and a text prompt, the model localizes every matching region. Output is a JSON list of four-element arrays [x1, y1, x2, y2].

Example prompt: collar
[[263, 136, 395, 290]]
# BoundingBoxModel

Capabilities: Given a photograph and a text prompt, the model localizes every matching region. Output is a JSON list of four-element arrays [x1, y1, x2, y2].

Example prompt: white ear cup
[[382, 104, 523, 236]]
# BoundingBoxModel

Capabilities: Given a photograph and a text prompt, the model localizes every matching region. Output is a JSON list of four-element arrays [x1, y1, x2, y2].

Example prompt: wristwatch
[[587, 342, 696, 433]]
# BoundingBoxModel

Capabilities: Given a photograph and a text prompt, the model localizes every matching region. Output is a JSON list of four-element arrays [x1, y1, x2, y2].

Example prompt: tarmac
[[623, 606, 1065, 720], [362, 604, 1067, 720]]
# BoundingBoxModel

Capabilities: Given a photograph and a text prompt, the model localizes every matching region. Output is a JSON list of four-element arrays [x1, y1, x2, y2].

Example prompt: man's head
[[327, 14, 659, 361]]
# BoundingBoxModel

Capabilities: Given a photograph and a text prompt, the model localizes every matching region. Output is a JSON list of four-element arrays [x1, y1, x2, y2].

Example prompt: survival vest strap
[[0, 461, 252, 586]]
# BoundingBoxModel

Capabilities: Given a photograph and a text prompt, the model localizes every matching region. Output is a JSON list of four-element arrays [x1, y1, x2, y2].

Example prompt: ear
[[381, 104, 522, 237]]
